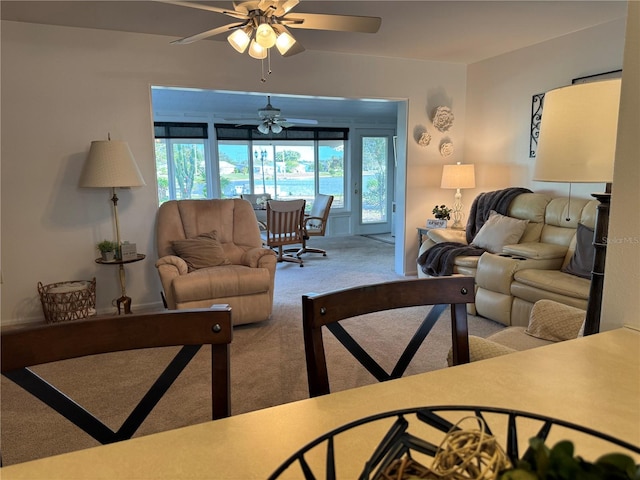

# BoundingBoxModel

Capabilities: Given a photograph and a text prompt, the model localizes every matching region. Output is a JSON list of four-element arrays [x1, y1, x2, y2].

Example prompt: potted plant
[[97, 240, 117, 261], [427, 205, 452, 228], [432, 204, 452, 220]]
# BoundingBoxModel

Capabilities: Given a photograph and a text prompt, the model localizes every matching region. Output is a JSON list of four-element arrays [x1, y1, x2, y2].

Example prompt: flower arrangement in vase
[[427, 205, 452, 228]]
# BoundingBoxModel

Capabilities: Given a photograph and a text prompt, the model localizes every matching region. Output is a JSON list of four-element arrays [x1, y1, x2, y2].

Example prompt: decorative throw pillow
[[561, 223, 595, 279], [471, 211, 529, 253], [525, 299, 586, 342], [171, 230, 231, 272]]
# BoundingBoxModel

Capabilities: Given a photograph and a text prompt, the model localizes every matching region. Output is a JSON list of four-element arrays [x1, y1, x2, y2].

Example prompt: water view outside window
[[217, 139, 345, 209], [154, 123, 347, 211]]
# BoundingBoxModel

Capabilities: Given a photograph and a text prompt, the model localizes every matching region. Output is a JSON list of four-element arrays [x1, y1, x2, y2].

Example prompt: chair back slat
[[1, 307, 233, 451], [302, 277, 475, 397]]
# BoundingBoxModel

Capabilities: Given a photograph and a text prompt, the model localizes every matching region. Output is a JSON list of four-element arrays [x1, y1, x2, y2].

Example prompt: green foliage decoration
[[499, 438, 640, 480], [432, 204, 452, 220]]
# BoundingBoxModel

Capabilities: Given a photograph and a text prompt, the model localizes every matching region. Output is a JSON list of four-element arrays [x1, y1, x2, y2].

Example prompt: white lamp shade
[[273, 25, 297, 55], [441, 164, 476, 189], [534, 78, 621, 183], [255, 22, 277, 48], [79, 140, 145, 188], [248, 40, 268, 59], [227, 28, 251, 53]]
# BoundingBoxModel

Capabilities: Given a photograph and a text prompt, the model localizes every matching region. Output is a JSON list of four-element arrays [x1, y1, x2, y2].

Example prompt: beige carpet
[[0, 235, 504, 466]]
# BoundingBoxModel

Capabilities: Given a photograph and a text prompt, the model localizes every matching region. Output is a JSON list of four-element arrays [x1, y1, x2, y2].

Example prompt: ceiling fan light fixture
[[255, 21, 277, 48], [248, 39, 268, 59], [271, 124, 283, 134], [257, 123, 270, 134], [227, 27, 252, 53], [274, 26, 297, 55]]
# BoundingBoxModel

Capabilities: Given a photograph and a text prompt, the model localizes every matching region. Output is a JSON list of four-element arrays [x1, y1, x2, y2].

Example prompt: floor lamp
[[441, 163, 476, 229], [533, 78, 621, 335], [79, 138, 146, 312]]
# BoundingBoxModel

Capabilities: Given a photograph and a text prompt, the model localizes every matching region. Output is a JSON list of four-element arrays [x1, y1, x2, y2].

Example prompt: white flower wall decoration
[[440, 142, 454, 157], [418, 131, 432, 146], [433, 106, 455, 132]]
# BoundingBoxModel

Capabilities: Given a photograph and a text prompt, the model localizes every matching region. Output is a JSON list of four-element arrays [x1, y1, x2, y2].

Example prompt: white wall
[[465, 18, 626, 202], [0, 21, 466, 324]]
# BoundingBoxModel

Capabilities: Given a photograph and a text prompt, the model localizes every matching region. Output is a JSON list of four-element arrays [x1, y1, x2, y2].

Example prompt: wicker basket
[[38, 278, 96, 324]]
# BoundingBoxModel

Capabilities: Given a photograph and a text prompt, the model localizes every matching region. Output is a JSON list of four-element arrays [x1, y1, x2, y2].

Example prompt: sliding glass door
[[352, 129, 395, 235]]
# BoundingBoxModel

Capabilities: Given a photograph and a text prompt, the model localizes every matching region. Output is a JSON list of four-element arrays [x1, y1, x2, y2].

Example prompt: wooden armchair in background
[[1, 307, 233, 451], [261, 199, 306, 267], [303, 276, 475, 397]]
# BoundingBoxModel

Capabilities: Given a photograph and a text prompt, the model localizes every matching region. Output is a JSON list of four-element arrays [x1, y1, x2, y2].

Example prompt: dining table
[[2, 327, 639, 479]]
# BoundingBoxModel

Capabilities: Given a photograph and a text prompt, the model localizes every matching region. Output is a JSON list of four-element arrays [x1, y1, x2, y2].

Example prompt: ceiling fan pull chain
[[260, 57, 266, 83], [268, 48, 272, 76]]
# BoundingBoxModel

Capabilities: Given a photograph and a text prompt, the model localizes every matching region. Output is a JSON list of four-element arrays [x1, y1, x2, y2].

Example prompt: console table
[[2, 328, 638, 479], [95, 254, 145, 314]]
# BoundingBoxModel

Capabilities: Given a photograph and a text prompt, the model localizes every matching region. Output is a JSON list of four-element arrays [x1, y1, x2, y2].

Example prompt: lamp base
[[583, 191, 610, 336]]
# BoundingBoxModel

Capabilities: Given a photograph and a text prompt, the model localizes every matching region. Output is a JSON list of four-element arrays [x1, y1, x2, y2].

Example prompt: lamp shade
[[534, 78, 621, 183], [79, 140, 145, 188], [441, 163, 476, 189]]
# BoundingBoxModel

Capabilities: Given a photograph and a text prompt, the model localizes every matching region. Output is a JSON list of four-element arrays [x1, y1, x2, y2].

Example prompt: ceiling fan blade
[[162, 1, 250, 20], [171, 22, 244, 45], [283, 12, 381, 33], [284, 118, 318, 125]]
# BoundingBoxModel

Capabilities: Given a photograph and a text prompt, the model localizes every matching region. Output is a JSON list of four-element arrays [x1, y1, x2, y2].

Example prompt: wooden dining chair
[[302, 276, 474, 397], [261, 198, 306, 267], [1, 306, 233, 447]]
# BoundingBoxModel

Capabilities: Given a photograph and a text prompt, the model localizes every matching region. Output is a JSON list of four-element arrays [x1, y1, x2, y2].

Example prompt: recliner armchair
[[155, 199, 277, 325]]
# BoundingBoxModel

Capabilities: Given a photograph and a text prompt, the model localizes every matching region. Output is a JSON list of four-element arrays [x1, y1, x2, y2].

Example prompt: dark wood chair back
[[302, 276, 474, 397], [1, 307, 233, 446], [262, 198, 306, 266]]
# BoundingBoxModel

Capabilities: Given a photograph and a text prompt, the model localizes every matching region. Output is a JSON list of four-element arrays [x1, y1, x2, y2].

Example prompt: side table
[[95, 254, 145, 314]]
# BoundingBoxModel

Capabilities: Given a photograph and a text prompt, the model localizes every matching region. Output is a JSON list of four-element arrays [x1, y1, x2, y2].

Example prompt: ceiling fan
[[225, 95, 318, 134], [162, 1, 381, 79]]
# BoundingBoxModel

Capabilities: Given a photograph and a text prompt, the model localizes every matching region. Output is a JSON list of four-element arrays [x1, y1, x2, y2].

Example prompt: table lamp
[[79, 137, 146, 250], [533, 78, 621, 335], [441, 163, 476, 229]]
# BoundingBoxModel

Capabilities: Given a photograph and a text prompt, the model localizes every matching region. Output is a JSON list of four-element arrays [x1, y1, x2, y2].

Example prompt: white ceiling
[[2, 0, 628, 122]]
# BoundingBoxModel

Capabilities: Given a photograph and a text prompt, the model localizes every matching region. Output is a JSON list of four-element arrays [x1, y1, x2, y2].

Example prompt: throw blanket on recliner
[[418, 187, 532, 276]]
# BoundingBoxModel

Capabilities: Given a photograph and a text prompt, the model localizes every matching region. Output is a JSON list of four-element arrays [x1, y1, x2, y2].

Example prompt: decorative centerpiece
[[256, 196, 269, 209], [427, 204, 452, 228]]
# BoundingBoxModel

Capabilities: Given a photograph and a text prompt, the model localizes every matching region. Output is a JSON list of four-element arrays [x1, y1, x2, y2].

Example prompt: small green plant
[[97, 240, 117, 254], [432, 204, 452, 220], [499, 438, 640, 479]]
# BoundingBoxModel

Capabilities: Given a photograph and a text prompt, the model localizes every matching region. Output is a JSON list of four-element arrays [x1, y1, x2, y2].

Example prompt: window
[[154, 123, 347, 209], [154, 122, 209, 204], [216, 125, 347, 209]]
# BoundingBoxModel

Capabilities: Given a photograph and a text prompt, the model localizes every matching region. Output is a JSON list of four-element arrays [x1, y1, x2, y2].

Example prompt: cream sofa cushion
[[471, 211, 529, 253]]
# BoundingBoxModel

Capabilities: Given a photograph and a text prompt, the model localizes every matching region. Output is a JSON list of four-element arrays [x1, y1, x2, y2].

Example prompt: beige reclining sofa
[[418, 192, 597, 327], [156, 199, 277, 326]]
